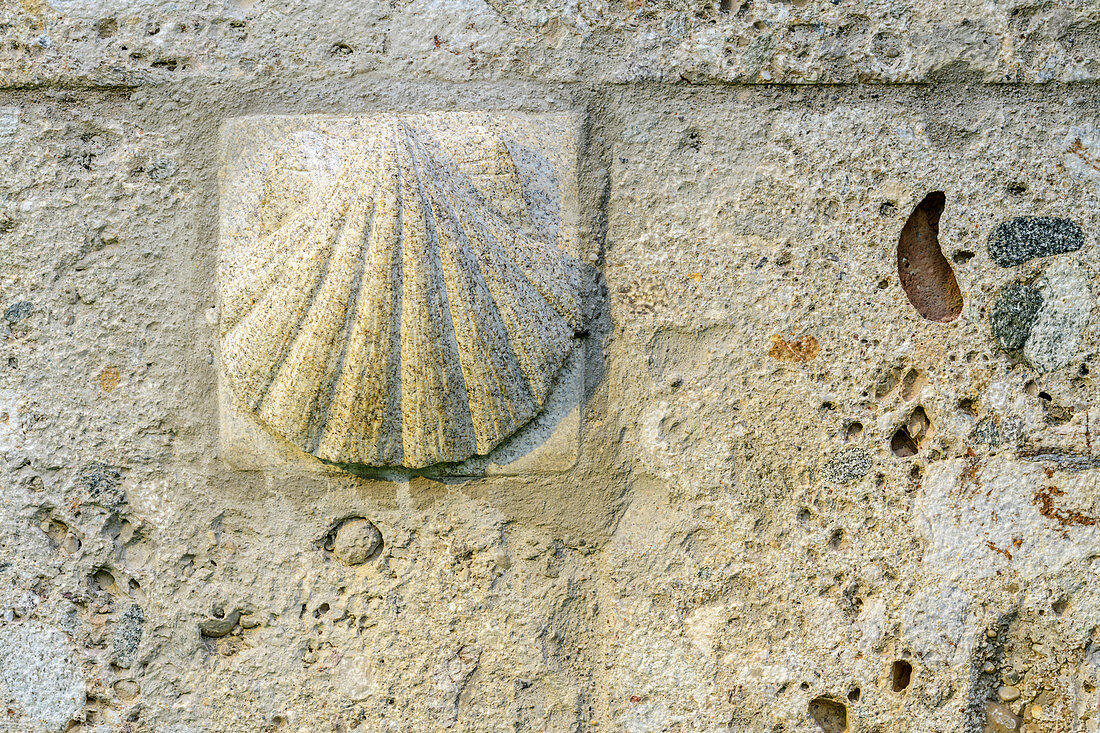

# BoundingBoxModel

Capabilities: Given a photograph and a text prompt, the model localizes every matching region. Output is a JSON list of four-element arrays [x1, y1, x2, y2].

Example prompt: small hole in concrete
[[952, 250, 975, 264], [847, 687, 861, 702], [1006, 181, 1028, 195], [719, 0, 734, 12], [897, 191, 963, 323], [808, 697, 848, 732], [891, 660, 912, 691], [91, 568, 118, 595], [900, 368, 925, 400], [890, 428, 918, 458], [1025, 380, 1039, 397], [42, 518, 68, 544], [845, 421, 863, 441], [875, 367, 901, 398], [906, 405, 931, 442]]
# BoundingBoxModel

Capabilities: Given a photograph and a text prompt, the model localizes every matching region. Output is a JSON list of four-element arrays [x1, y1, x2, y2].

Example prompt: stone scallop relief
[[219, 116, 581, 469]]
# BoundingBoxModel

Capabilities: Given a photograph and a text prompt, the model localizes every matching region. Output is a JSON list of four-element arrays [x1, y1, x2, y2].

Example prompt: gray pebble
[[147, 158, 177, 181], [112, 605, 144, 668], [988, 216, 1084, 267], [990, 281, 1043, 353], [3, 300, 32, 323], [823, 447, 872, 484], [973, 415, 1024, 448], [76, 462, 124, 510]]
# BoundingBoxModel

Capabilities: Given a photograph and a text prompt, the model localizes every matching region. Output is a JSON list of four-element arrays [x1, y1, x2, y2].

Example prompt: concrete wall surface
[[3, 2, 1100, 732]]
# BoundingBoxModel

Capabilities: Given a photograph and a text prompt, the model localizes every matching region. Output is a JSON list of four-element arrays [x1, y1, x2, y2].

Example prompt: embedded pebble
[[332, 518, 383, 565], [822, 447, 872, 484], [1024, 261, 1092, 372], [973, 415, 1024, 448], [76, 462, 125, 509], [199, 609, 241, 638], [113, 605, 144, 668], [998, 685, 1021, 702], [986, 701, 1023, 732], [0, 107, 17, 137], [989, 261, 1091, 372], [897, 191, 963, 322], [0, 622, 85, 732], [990, 282, 1043, 353], [3, 300, 32, 323], [987, 217, 1084, 267]]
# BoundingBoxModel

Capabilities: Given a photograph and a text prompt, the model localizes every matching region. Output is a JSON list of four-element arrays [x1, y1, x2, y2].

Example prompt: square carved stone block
[[217, 112, 582, 477]]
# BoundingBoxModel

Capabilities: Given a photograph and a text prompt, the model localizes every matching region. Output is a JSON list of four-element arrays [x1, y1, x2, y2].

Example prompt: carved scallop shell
[[220, 119, 581, 469]]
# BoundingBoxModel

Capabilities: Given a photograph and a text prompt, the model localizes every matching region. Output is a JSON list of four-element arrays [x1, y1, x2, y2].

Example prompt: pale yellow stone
[[218, 114, 581, 470]]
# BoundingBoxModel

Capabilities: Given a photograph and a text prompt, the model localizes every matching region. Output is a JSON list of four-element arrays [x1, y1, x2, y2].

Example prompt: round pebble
[[332, 518, 383, 565]]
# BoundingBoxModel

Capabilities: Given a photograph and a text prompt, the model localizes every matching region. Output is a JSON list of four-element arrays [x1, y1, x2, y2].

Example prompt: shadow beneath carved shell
[[897, 191, 963, 323], [337, 347, 586, 481]]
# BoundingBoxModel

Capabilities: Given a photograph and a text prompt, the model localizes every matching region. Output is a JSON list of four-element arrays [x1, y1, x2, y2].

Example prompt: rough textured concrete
[[3, 2, 1100, 733]]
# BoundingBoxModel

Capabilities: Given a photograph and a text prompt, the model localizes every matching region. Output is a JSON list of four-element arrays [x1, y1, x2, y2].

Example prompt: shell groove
[[220, 119, 580, 469]]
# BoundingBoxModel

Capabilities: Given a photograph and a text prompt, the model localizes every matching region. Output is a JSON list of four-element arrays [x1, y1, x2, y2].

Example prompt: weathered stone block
[[217, 112, 582, 476]]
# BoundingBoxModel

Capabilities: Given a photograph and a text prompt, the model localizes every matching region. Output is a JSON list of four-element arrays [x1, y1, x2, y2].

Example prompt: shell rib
[[220, 120, 580, 469]]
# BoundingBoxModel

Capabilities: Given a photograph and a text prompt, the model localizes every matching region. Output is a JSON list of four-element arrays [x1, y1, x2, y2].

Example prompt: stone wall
[[3, 2, 1100, 732]]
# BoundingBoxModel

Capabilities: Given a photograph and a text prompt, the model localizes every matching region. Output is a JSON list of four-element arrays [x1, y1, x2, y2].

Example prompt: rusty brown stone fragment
[[897, 191, 963, 323], [768, 333, 820, 362]]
